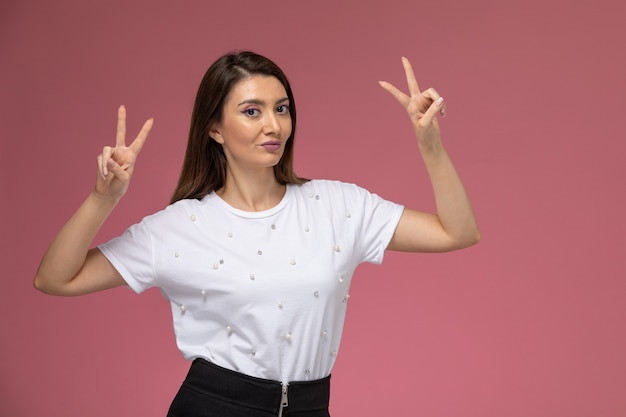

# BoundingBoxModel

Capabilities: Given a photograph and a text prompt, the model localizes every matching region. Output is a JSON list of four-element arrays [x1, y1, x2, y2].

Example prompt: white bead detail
[[290, 259, 296, 265], [306, 369, 311, 375], [251, 350, 256, 356], [258, 250, 263, 255], [271, 224, 276, 230], [174, 251, 180, 258], [278, 302, 283, 309], [339, 276, 344, 283], [309, 193, 314, 198], [226, 325, 232, 334], [250, 274, 255, 280], [228, 232, 233, 238], [346, 213, 351, 218], [190, 215, 196, 221], [213, 263, 218, 270], [180, 304, 186, 313], [219, 259, 224, 264], [304, 226, 310, 232], [315, 195, 320, 200], [285, 333, 292, 341], [321, 330, 327, 337], [331, 350, 337, 356], [343, 294, 351, 303], [201, 289, 206, 296], [314, 291, 319, 297], [334, 245, 341, 252]]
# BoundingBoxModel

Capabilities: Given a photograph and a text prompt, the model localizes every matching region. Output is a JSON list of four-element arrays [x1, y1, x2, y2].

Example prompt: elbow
[[470, 228, 481, 246], [33, 273, 53, 295], [33, 271, 44, 292], [33, 272, 66, 296], [451, 227, 481, 251], [464, 227, 481, 248]]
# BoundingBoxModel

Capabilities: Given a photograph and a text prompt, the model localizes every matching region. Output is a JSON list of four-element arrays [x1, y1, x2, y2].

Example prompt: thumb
[[106, 158, 130, 182], [420, 96, 445, 126]]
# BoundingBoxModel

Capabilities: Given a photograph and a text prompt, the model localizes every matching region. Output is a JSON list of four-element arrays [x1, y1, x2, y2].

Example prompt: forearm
[[420, 142, 480, 247], [34, 191, 119, 293], [380, 57, 479, 252]]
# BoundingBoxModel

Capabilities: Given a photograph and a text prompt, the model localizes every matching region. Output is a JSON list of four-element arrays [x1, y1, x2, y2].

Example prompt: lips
[[261, 141, 281, 152]]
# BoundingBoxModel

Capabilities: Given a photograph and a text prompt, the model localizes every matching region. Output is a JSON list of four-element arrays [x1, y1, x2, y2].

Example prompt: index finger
[[401, 57, 421, 95], [116, 105, 127, 147], [128, 117, 154, 155]]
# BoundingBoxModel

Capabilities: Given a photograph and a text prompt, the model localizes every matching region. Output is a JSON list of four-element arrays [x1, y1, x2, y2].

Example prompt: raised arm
[[379, 57, 480, 253], [34, 106, 153, 296]]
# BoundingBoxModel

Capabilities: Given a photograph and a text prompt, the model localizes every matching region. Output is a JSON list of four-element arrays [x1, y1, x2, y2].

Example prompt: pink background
[[2, 0, 625, 415]]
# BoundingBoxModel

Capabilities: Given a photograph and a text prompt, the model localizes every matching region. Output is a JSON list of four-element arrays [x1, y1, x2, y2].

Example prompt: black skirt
[[167, 358, 331, 417]]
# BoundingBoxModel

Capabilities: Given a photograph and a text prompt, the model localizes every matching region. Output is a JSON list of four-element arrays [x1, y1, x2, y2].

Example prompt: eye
[[242, 108, 260, 117], [276, 104, 290, 114]]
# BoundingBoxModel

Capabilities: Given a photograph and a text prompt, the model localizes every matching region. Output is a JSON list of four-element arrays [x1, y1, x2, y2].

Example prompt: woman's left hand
[[380, 57, 480, 253], [379, 57, 446, 152]]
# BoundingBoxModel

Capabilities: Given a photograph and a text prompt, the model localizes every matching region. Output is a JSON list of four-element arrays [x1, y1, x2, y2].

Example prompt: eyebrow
[[237, 97, 290, 106]]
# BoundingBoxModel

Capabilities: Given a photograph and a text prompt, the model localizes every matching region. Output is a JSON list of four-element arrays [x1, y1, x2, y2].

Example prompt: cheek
[[284, 119, 293, 137], [225, 124, 254, 144]]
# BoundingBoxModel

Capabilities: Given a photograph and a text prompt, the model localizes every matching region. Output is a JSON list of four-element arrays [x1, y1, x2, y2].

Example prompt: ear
[[209, 125, 224, 144]]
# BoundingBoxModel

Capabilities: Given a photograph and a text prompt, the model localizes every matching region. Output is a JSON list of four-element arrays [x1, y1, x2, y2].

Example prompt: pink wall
[[2, 0, 625, 415]]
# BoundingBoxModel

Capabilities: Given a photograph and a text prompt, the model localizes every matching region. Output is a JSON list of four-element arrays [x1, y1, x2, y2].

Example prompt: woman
[[34, 51, 479, 416]]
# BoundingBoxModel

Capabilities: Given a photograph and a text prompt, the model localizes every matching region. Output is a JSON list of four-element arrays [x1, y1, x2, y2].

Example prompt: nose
[[263, 112, 281, 136]]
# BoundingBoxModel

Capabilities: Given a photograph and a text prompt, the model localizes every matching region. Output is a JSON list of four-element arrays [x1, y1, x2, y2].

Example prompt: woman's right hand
[[95, 105, 153, 200], [34, 106, 153, 296]]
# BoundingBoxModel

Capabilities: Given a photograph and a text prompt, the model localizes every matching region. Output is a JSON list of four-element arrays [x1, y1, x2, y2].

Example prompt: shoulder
[[288, 180, 396, 217], [141, 195, 214, 227], [290, 179, 367, 197]]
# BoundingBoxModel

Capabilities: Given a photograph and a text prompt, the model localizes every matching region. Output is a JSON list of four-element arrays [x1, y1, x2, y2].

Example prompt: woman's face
[[211, 75, 292, 174]]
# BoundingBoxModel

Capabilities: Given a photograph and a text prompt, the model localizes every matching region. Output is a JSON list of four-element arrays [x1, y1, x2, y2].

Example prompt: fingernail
[[103, 158, 114, 177], [436, 97, 444, 106]]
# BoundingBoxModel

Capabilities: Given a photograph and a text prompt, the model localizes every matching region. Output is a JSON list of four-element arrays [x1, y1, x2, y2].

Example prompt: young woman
[[34, 51, 479, 416]]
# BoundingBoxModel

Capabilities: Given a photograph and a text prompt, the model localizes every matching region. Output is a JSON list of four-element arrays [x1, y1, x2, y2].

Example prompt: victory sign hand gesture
[[379, 57, 446, 152], [95, 106, 153, 200]]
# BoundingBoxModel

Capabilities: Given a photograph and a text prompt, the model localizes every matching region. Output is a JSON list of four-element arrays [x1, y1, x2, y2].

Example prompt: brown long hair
[[170, 51, 308, 204]]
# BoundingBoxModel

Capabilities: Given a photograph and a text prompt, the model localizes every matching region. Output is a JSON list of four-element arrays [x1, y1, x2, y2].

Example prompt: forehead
[[227, 75, 287, 103]]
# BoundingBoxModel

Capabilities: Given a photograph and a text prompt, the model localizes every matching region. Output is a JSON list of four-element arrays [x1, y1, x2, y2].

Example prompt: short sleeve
[[98, 220, 156, 294], [322, 181, 403, 265], [354, 186, 404, 264]]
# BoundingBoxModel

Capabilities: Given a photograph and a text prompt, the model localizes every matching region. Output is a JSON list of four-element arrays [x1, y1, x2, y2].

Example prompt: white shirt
[[99, 179, 404, 383]]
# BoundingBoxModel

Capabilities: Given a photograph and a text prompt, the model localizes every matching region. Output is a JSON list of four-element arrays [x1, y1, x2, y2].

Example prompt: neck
[[217, 166, 285, 212]]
